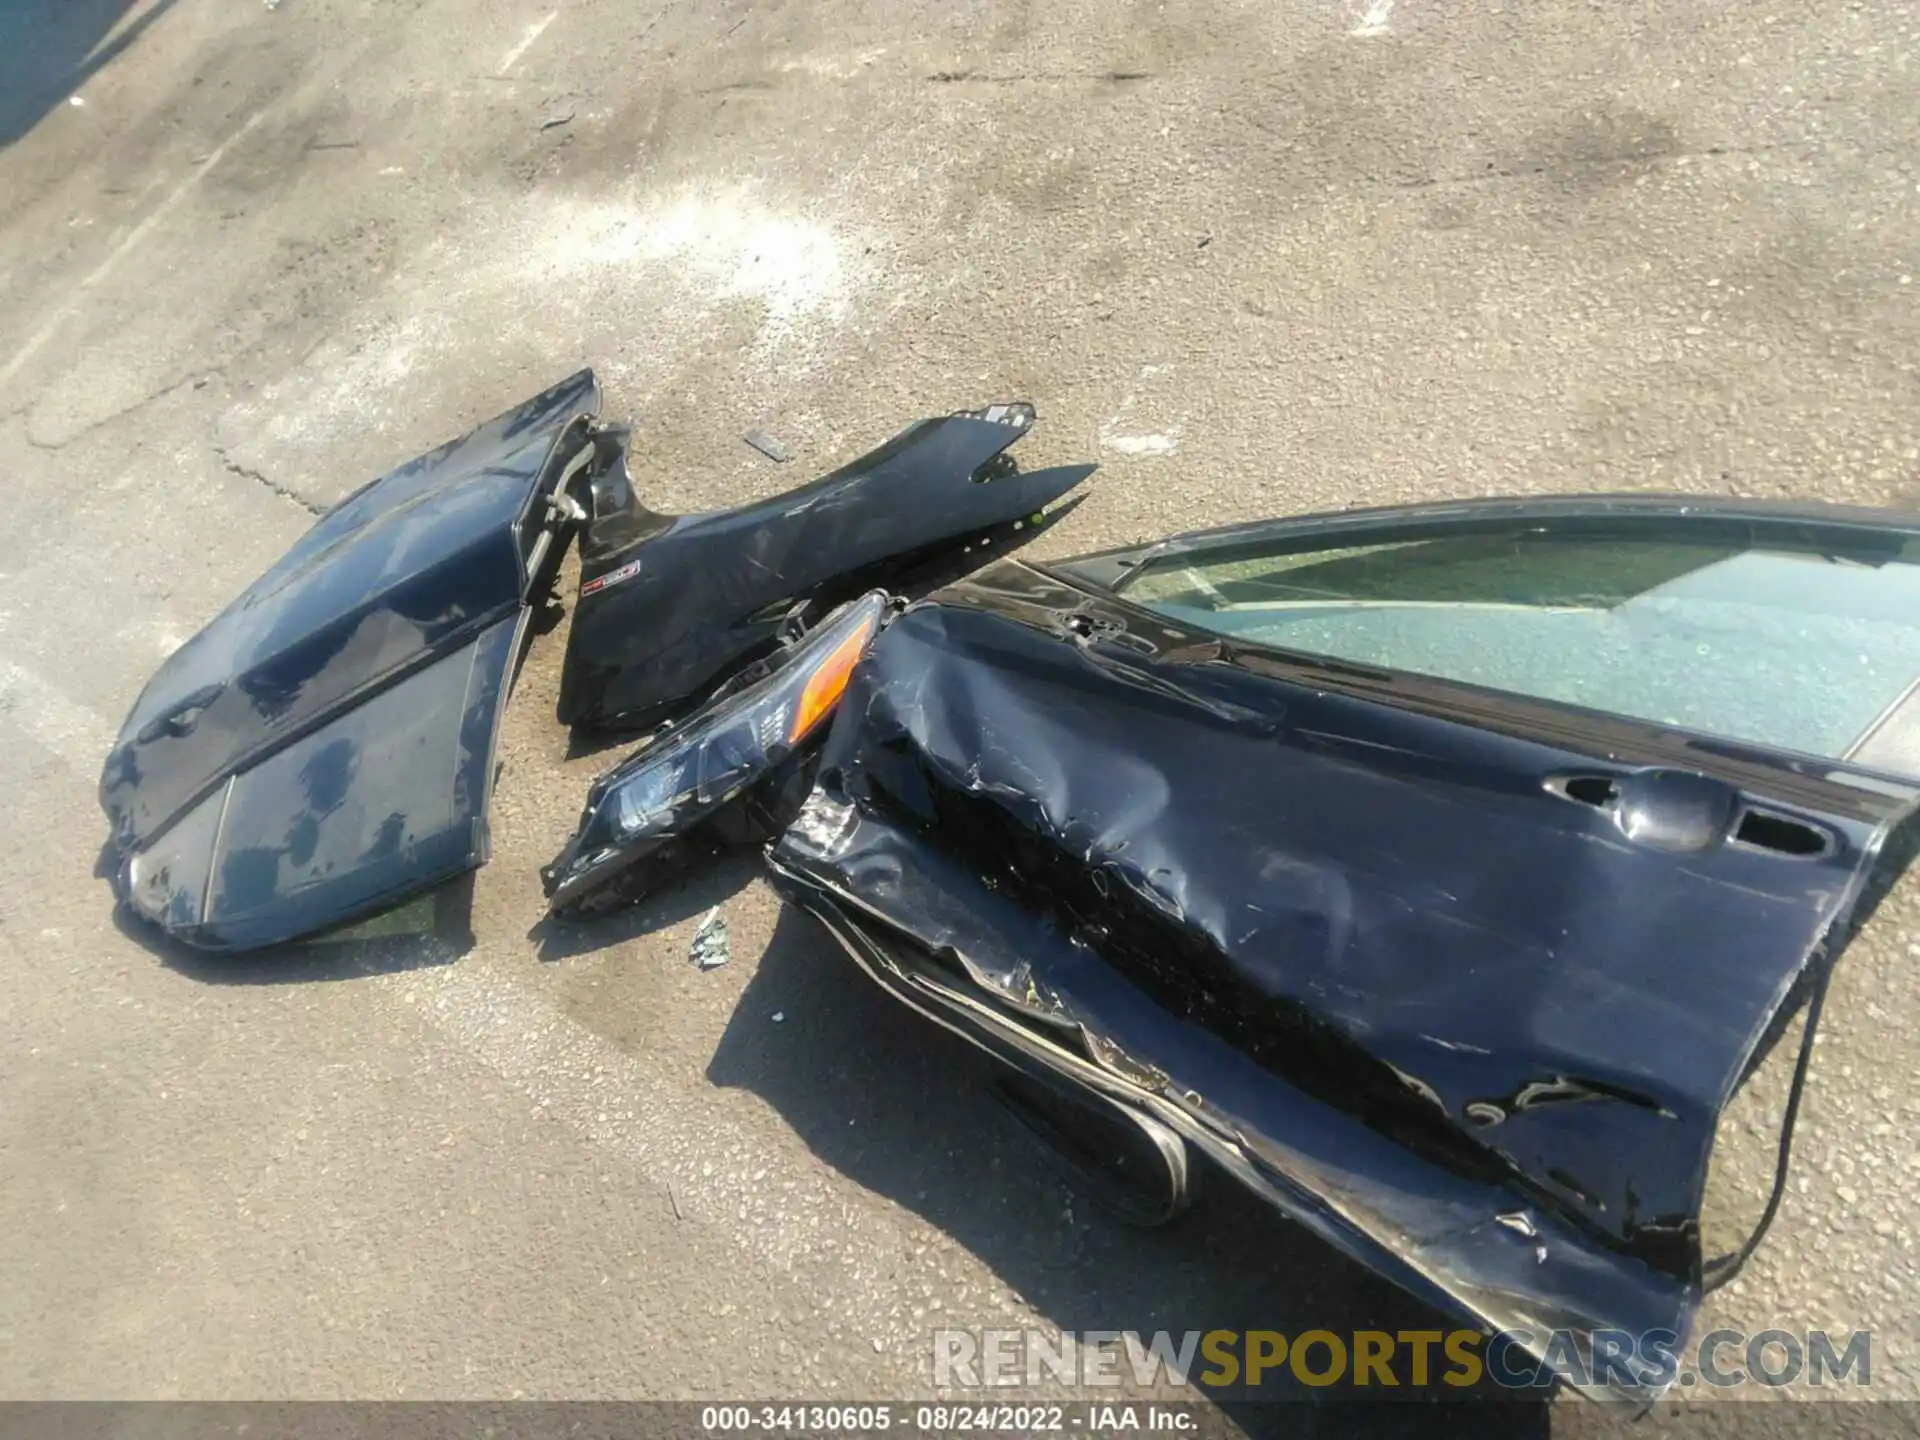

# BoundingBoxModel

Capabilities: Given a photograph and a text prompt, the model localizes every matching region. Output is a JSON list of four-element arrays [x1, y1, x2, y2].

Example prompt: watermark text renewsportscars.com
[[933, 1327, 1873, 1392]]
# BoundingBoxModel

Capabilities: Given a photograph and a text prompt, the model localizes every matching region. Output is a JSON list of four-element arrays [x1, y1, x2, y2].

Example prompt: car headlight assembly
[[543, 592, 889, 915]]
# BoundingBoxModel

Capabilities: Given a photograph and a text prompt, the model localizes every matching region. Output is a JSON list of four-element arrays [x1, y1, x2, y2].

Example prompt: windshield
[[1121, 522, 1920, 772]]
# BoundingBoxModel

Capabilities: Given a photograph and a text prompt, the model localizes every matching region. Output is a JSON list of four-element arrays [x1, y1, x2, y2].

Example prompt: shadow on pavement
[[1, 0, 185, 150], [708, 904, 1554, 1439]]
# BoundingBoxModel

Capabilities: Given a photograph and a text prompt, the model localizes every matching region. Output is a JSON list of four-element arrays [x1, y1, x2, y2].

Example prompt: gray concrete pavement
[[4, 0, 1920, 1426]]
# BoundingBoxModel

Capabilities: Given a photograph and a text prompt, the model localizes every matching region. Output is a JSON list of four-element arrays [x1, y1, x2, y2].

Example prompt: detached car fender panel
[[556, 402, 1093, 730]]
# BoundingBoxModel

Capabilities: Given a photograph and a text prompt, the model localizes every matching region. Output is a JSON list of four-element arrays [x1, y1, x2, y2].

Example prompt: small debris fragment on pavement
[[539, 110, 574, 131], [689, 907, 730, 970], [743, 429, 790, 463]]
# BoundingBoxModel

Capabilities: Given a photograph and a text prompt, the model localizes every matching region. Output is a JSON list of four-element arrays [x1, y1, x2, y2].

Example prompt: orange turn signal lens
[[788, 614, 879, 743]]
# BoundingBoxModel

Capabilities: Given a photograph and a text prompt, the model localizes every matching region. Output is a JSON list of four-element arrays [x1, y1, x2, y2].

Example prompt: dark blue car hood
[[100, 370, 600, 951]]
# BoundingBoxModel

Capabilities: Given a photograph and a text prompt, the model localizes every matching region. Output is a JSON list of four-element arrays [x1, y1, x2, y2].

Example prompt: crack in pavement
[[925, 68, 1152, 84], [21, 372, 217, 453], [212, 442, 325, 516]]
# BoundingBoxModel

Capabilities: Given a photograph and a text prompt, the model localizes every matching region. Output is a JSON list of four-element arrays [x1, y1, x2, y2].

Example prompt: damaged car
[[763, 495, 1920, 1403], [101, 368, 1920, 1409], [99, 373, 1088, 951]]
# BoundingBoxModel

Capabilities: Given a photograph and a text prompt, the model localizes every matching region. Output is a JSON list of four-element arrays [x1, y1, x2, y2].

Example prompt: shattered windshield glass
[[1122, 523, 1920, 770]]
